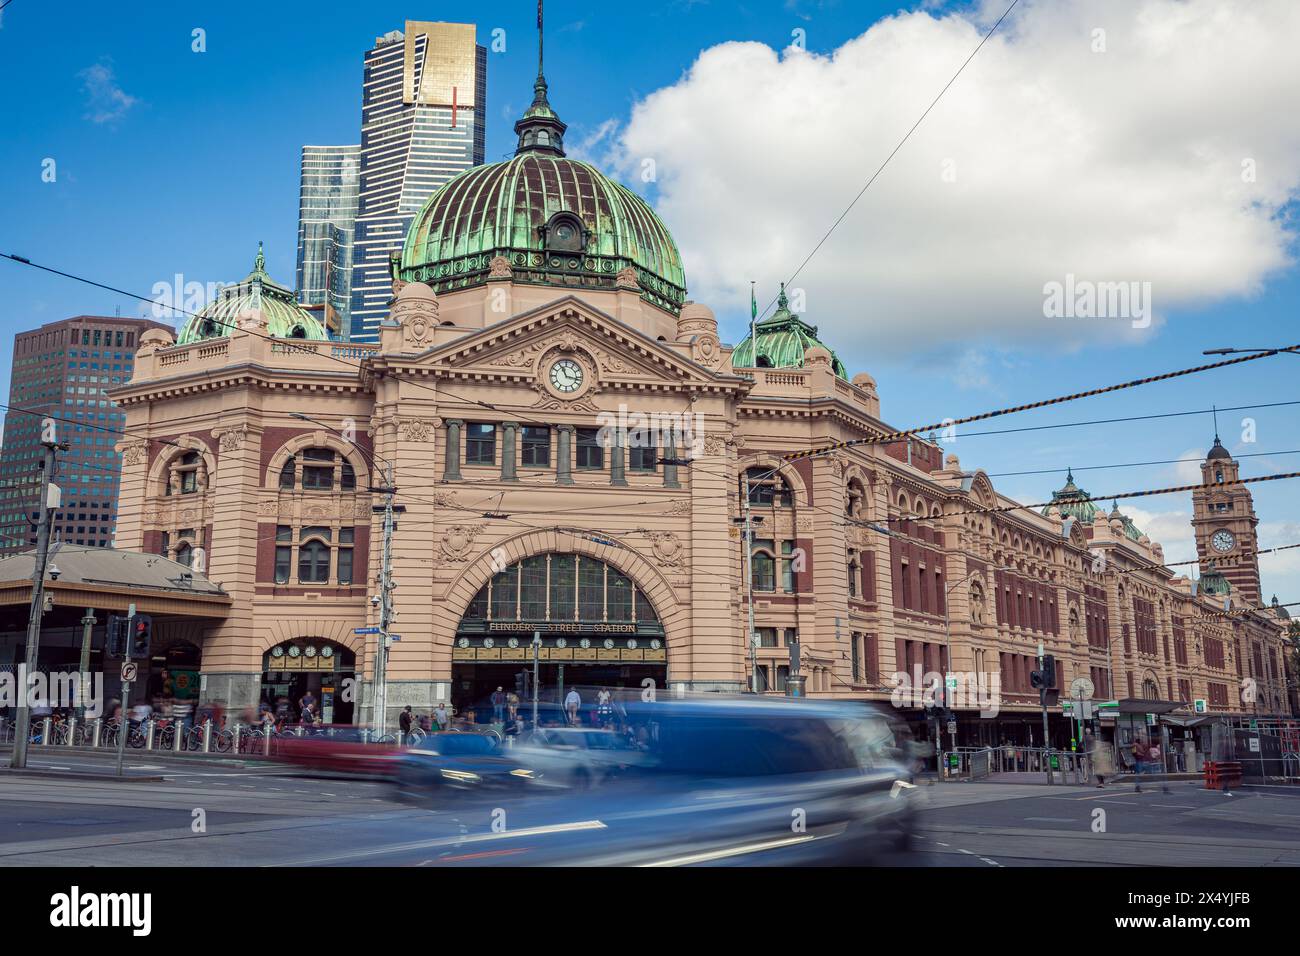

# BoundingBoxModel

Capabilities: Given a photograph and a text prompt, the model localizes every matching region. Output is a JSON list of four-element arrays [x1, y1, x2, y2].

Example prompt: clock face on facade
[[1211, 530, 1236, 553], [549, 359, 584, 394]]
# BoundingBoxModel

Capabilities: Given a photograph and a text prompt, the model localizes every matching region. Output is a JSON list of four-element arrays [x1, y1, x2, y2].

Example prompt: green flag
[[751, 283, 757, 320]]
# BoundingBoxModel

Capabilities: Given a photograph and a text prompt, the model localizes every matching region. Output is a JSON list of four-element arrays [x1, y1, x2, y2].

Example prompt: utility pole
[[77, 608, 96, 721], [741, 471, 758, 692], [532, 631, 541, 728], [10, 419, 64, 770], [1038, 640, 1054, 784], [375, 457, 396, 737]]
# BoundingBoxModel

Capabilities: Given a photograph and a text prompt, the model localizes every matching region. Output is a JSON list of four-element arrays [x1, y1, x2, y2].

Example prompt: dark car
[[393, 732, 538, 803], [364, 697, 918, 866]]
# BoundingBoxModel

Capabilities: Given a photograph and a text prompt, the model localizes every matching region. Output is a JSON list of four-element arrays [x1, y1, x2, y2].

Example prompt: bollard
[[66, 717, 78, 747], [174, 721, 185, 753], [92, 718, 102, 749], [145, 719, 156, 750], [40, 716, 52, 746], [233, 723, 242, 754], [202, 719, 212, 754]]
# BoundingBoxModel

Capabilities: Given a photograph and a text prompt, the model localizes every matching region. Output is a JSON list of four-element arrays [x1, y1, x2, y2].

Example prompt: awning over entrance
[[0, 543, 231, 618]]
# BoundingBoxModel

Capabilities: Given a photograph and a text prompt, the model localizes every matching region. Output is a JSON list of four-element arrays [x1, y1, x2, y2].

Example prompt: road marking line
[[1152, 804, 1196, 809], [958, 848, 974, 855]]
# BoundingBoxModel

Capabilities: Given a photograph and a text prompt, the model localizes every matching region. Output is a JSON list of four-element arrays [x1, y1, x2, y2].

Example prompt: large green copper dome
[[178, 245, 328, 344], [398, 76, 686, 315], [730, 284, 849, 379]]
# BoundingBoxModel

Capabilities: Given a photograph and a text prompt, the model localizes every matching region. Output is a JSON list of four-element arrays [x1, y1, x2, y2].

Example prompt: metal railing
[[942, 746, 1094, 783]]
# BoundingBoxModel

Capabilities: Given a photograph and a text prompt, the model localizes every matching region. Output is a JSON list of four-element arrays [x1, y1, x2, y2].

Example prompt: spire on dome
[[515, 1, 567, 156]]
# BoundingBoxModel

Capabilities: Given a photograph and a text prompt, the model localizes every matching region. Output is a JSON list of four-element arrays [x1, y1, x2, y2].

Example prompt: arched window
[[175, 542, 193, 568], [166, 451, 203, 497], [298, 537, 331, 584], [276, 446, 358, 492], [461, 553, 661, 626]]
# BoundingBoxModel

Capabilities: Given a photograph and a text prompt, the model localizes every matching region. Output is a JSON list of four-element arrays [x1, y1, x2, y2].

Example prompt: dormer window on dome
[[541, 212, 589, 253]]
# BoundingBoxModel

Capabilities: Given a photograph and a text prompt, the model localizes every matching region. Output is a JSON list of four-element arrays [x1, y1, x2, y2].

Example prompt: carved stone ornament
[[489, 340, 547, 369], [391, 285, 440, 350], [666, 499, 692, 516], [215, 427, 246, 453], [703, 434, 727, 456], [488, 256, 514, 279], [258, 499, 280, 516], [646, 531, 685, 568], [439, 525, 484, 563], [615, 266, 640, 291], [690, 333, 722, 370], [400, 419, 436, 443], [236, 309, 269, 333], [121, 442, 148, 467], [431, 491, 459, 508]]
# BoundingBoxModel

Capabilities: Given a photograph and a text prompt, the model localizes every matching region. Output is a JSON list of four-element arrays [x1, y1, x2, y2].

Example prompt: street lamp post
[[290, 413, 398, 735]]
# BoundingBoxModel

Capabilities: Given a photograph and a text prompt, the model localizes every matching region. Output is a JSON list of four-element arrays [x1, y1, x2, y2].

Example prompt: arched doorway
[[261, 639, 357, 724], [452, 552, 666, 723]]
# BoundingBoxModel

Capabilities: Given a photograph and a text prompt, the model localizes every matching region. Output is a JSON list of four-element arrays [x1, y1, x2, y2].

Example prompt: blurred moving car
[[394, 732, 537, 802], [512, 727, 650, 789], [381, 697, 918, 866], [273, 725, 402, 777]]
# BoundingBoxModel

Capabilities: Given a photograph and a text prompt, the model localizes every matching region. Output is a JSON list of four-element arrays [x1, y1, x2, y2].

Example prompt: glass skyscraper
[[295, 144, 360, 337], [347, 22, 487, 342]]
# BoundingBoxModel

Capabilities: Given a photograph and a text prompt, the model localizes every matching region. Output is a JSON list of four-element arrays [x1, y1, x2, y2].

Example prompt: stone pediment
[[411, 297, 737, 389]]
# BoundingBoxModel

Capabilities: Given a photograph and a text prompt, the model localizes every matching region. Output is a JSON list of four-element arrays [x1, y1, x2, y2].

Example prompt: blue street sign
[[354, 627, 380, 635]]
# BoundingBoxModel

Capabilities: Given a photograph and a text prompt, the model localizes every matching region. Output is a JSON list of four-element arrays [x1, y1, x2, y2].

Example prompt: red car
[[272, 725, 402, 777]]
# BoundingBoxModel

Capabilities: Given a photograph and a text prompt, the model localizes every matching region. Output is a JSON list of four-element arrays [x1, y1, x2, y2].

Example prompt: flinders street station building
[[99, 69, 1293, 741]]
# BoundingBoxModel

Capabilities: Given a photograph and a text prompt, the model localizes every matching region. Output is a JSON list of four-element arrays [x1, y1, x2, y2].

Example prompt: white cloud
[[612, 0, 1300, 356], [1172, 448, 1205, 485], [78, 61, 139, 125]]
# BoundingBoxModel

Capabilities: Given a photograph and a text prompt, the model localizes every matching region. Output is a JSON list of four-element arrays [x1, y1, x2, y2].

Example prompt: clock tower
[[1192, 435, 1262, 605]]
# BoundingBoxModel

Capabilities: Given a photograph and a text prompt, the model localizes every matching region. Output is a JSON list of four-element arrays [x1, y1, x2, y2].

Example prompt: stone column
[[443, 419, 462, 481], [556, 425, 574, 485], [501, 422, 518, 481], [610, 430, 627, 487]]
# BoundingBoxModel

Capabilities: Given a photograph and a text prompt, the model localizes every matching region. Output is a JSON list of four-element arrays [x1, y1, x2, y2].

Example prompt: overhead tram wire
[[988, 446, 1300, 479], [0, 401, 184, 450], [11, 252, 1300, 546], [750, 0, 1024, 325], [6, 251, 1295, 479], [1117, 542, 1300, 576], [874, 470, 1300, 526], [780, 346, 1300, 465]]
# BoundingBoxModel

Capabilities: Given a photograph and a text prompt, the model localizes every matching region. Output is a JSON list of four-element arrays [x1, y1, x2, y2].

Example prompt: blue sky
[[2, 0, 1299, 601]]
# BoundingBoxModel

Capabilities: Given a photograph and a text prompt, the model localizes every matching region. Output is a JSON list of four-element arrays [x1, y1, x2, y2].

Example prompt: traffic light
[[515, 669, 531, 699], [1031, 655, 1057, 689], [107, 615, 127, 657], [131, 614, 152, 659]]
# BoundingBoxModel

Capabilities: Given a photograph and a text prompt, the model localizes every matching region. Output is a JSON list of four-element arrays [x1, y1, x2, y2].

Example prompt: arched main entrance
[[261, 639, 356, 724], [451, 552, 666, 723]]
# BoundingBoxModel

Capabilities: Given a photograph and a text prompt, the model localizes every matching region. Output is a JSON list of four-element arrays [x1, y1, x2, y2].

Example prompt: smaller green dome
[[731, 284, 848, 379], [1199, 568, 1231, 596], [1043, 468, 1098, 524], [1107, 500, 1145, 542], [178, 244, 329, 344]]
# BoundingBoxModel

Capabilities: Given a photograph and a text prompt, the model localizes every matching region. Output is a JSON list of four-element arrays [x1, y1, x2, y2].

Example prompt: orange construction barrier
[[1204, 760, 1242, 790]]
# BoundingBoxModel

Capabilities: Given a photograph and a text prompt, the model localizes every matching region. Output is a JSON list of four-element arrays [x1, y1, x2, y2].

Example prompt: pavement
[[0, 758, 1295, 866]]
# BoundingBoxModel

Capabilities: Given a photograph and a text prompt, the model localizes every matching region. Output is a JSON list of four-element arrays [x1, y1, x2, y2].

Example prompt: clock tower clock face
[[549, 358, 584, 394], [1211, 530, 1236, 553]]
